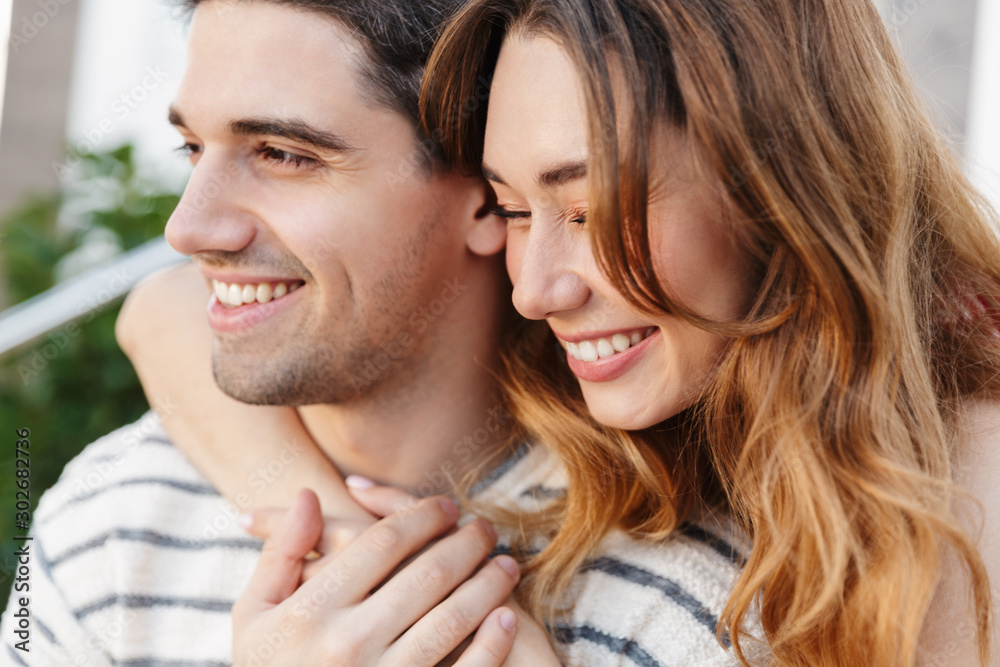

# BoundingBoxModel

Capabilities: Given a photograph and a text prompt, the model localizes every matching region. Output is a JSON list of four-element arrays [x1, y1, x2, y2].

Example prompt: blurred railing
[[0, 235, 187, 356]]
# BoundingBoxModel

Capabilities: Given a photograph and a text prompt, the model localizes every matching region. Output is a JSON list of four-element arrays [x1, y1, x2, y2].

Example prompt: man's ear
[[467, 209, 506, 256], [465, 180, 506, 257]]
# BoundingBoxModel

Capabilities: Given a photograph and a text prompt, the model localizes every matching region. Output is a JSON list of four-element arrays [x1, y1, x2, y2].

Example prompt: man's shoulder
[[36, 411, 215, 522], [22, 412, 262, 664], [34, 410, 262, 557]]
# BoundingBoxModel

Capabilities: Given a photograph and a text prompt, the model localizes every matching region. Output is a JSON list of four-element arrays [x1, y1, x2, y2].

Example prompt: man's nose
[[510, 224, 590, 321], [165, 152, 256, 256]]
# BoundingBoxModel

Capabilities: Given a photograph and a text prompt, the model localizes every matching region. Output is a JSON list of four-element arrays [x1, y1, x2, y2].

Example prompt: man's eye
[[257, 146, 317, 169], [490, 207, 531, 220], [174, 143, 202, 162]]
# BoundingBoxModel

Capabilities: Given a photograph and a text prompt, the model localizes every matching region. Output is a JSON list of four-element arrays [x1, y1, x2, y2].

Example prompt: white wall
[[65, 0, 189, 189], [966, 0, 1000, 212], [0, 0, 12, 136]]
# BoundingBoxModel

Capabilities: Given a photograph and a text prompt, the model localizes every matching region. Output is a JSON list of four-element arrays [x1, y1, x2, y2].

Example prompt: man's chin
[[210, 358, 355, 406], [211, 358, 303, 406], [213, 375, 296, 406]]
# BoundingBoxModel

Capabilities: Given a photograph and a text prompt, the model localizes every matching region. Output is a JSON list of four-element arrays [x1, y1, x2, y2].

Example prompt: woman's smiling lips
[[553, 326, 660, 382]]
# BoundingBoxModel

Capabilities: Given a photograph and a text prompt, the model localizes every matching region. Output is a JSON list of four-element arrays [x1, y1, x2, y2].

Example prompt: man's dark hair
[[181, 0, 463, 167]]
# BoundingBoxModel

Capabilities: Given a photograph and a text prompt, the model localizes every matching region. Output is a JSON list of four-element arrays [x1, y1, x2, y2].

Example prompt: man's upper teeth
[[212, 279, 299, 307], [564, 328, 655, 362]]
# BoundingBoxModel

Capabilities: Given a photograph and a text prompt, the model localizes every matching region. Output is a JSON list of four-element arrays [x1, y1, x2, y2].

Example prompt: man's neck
[[297, 368, 510, 496]]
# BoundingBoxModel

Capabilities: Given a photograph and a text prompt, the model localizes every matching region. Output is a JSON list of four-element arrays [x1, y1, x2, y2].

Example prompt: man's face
[[166, 1, 477, 405]]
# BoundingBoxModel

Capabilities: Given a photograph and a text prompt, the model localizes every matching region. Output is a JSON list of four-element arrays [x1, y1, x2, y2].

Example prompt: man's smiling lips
[[211, 278, 304, 308], [199, 272, 307, 334]]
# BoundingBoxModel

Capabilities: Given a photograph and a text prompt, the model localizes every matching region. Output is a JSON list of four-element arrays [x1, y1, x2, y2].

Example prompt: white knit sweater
[[1, 413, 759, 666]]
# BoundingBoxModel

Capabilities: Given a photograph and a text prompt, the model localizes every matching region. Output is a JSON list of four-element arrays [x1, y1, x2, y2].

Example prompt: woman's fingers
[[451, 607, 519, 667], [241, 508, 374, 577], [495, 597, 563, 666], [233, 489, 323, 621], [232, 491, 525, 667], [385, 555, 520, 665], [239, 508, 290, 540], [365, 517, 499, 626], [298, 517, 375, 582], [287, 496, 461, 607], [345, 475, 421, 517]]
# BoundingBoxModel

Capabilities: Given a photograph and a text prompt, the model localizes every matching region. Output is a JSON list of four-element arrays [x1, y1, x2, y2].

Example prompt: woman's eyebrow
[[482, 163, 506, 185], [537, 160, 586, 188], [481, 160, 587, 188]]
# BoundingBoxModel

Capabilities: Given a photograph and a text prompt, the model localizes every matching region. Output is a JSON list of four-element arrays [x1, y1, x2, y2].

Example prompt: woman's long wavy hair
[[423, 0, 1000, 664]]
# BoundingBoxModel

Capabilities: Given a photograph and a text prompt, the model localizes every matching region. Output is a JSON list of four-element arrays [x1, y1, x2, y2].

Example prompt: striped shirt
[[1, 413, 759, 666]]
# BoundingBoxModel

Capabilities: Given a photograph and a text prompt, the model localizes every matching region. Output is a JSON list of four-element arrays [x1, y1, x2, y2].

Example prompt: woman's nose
[[508, 223, 590, 321]]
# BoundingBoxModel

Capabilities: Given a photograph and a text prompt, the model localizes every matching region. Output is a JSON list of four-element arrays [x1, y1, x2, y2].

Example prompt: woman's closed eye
[[491, 206, 531, 220], [564, 208, 587, 226], [491, 206, 587, 228]]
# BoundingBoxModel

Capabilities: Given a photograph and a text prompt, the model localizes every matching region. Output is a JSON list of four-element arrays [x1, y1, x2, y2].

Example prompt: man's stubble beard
[[210, 203, 447, 408], [209, 303, 427, 407], [212, 338, 356, 406]]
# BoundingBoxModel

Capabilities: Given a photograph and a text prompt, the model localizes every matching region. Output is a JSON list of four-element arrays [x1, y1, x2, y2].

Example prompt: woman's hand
[[232, 489, 521, 666], [240, 483, 564, 666], [239, 477, 430, 580]]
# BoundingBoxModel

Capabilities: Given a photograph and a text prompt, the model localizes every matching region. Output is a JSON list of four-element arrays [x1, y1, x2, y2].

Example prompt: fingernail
[[437, 497, 460, 520], [345, 475, 375, 489], [499, 609, 517, 632], [237, 514, 253, 531], [495, 555, 520, 579]]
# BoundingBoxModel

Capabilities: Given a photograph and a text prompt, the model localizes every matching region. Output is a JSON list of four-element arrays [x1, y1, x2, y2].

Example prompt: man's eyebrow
[[167, 106, 355, 153], [481, 160, 587, 189], [167, 105, 186, 128], [228, 117, 356, 153]]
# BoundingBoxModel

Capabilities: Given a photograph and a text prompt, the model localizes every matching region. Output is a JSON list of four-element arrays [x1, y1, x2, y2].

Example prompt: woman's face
[[483, 34, 753, 430]]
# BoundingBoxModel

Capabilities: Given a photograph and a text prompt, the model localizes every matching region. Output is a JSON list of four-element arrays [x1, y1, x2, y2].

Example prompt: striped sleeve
[[474, 444, 761, 665], [1, 413, 263, 665], [1, 533, 113, 665], [554, 524, 756, 667]]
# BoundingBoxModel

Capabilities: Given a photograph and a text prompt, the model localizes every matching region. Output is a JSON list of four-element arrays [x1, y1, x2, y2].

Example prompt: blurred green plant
[[0, 144, 181, 613]]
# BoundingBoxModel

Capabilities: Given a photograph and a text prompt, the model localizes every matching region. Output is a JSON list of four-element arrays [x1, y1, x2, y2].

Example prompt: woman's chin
[[581, 386, 694, 432], [582, 395, 661, 431]]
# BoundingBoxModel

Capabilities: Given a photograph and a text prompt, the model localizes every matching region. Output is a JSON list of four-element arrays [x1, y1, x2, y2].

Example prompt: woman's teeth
[[565, 328, 655, 362], [212, 279, 301, 308]]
